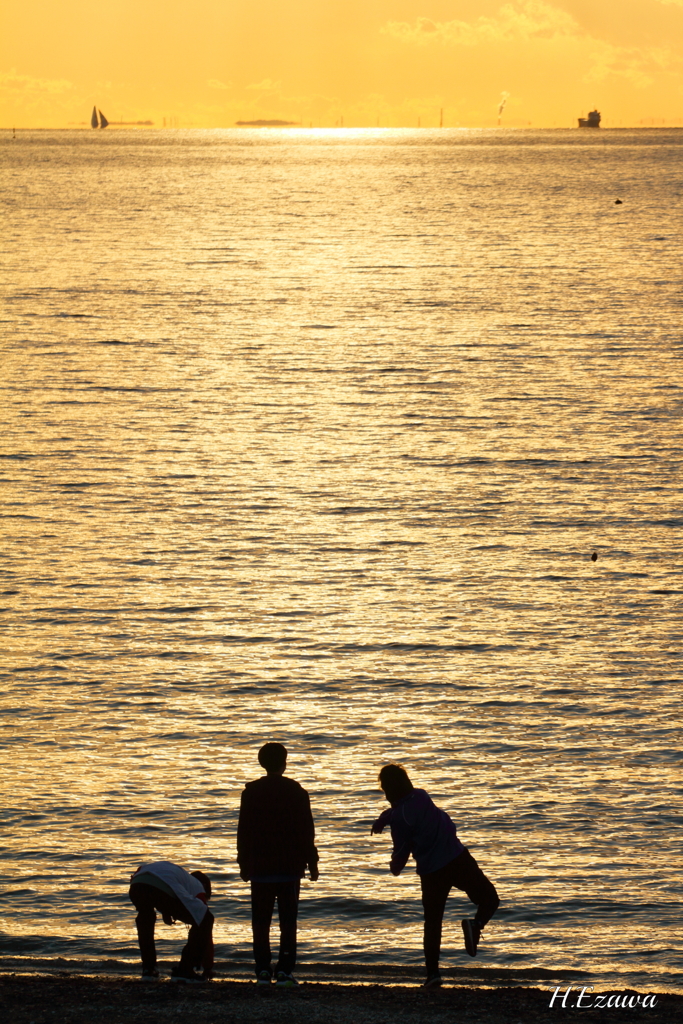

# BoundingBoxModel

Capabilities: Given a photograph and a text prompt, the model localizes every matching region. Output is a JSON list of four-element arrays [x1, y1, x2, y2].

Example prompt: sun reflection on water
[[1, 127, 681, 989]]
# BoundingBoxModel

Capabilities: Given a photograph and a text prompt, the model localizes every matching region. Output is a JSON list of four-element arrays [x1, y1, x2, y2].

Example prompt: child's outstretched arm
[[370, 807, 393, 834]]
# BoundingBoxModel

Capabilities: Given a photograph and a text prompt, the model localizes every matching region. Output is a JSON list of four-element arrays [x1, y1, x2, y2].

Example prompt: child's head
[[379, 763, 414, 804], [258, 741, 288, 774], [190, 870, 212, 898]]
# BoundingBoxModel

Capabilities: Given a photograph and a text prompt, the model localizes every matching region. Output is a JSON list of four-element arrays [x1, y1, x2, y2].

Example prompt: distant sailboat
[[91, 106, 109, 128]]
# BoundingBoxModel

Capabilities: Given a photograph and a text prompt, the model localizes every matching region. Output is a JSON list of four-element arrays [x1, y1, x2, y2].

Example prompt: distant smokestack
[[497, 91, 510, 126]]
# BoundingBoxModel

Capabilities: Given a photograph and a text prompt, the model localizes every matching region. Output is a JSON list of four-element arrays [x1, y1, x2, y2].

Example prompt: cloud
[[206, 79, 232, 90], [246, 78, 282, 92], [0, 70, 74, 94], [584, 40, 677, 87], [381, 3, 578, 47], [381, 2, 682, 89]]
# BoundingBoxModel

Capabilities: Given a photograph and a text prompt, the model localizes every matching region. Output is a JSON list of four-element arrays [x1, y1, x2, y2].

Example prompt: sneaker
[[171, 965, 206, 984], [257, 969, 272, 986], [141, 967, 160, 982], [423, 972, 442, 988], [275, 972, 298, 987], [462, 918, 481, 957]]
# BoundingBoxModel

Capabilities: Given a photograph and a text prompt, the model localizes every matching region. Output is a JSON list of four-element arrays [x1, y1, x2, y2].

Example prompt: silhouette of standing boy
[[238, 742, 319, 987], [371, 763, 500, 988]]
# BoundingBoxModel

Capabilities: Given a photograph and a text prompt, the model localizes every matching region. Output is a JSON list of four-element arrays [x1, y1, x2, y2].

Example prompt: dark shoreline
[[1, 957, 678, 990], [1, 964, 681, 1024]]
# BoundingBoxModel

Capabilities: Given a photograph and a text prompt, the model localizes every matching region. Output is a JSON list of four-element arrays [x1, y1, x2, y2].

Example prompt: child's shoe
[[461, 918, 481, 957]]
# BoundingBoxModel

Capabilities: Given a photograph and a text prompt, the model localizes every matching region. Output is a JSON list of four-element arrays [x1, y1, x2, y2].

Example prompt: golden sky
[[2, 0, 683, 127]]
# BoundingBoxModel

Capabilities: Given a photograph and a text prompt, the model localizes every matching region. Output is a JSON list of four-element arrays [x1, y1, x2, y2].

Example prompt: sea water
[[1, 127, 681, 992]]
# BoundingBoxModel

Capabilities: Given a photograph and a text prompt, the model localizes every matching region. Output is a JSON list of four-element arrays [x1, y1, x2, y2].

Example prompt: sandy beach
[[1, 962, 680, 1024]]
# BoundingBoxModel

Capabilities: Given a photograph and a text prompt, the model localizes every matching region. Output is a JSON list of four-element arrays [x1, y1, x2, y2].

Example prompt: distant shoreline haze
[[5, 119, 683, 131], [235, 119, 300, 126]]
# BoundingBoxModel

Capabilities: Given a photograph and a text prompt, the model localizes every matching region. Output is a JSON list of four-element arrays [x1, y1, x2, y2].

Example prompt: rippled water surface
[[1, 128, 681, 991]]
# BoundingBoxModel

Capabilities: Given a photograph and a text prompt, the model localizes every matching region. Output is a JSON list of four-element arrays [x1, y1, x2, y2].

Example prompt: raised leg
[[451, 849, 500, 927]]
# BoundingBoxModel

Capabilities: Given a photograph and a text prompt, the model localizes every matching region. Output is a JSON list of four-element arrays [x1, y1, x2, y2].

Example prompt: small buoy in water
[[591, 552, 598, 561], [615, 199, 623, 205]]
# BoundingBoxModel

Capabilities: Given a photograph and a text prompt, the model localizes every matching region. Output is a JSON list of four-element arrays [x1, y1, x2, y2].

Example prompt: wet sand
[[1, 962, 680, 1024]]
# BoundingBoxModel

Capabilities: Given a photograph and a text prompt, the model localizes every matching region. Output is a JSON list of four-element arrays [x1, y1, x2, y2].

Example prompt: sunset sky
[[2, 0, 683, 128]]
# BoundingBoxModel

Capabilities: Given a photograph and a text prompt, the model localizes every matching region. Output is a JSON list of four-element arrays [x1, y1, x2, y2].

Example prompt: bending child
[[371, 763, 500, 988], [129, 860, 214, 983]]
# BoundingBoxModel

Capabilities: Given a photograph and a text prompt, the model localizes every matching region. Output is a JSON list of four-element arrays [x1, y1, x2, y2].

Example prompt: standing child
[[371, 763, 500, 988], [237, 742, 319, 987]]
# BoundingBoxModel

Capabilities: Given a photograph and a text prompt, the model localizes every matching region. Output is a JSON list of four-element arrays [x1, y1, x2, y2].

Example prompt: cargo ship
[[578, 109, 601, 128]]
